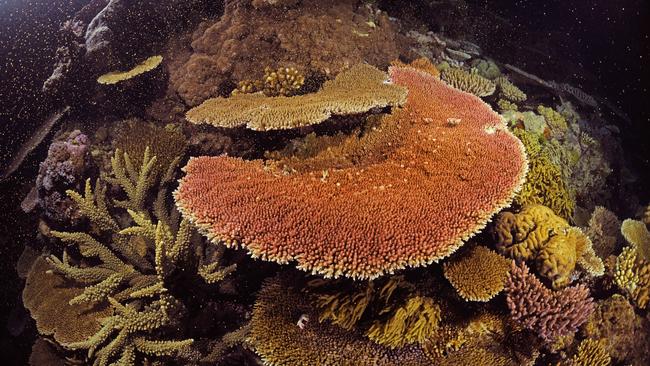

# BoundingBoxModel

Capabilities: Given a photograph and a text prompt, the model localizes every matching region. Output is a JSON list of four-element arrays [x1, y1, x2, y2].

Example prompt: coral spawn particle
[[175, 66, 528, 279], [443, 245, 512, 302], [186, 64, 408, 131]]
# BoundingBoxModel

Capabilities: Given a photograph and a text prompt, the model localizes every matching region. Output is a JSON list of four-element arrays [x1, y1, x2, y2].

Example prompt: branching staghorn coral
[[505, 262, 594, 343], [562, 338, 611, 366], [495, 76, 526, 102], [493, 205, 603, 289], [40, 147, 234, 365]]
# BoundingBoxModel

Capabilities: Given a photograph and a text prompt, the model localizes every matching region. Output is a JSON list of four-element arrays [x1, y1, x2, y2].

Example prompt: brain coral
[[185, 64, 408, 131], [175, 66, 528, 279], [169, 0, 402, 106]]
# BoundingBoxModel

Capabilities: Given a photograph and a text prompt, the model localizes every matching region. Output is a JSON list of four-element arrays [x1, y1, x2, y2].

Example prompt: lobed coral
[[440, 67, 496, 97], [169, 0, 402, 106], [443, 245, 512, 301], [97, 55, 163, 85], [495, 76, 527, 102], [505, 262, 595, 342], [493, 205, 603, 289], [186, 64, 408, 131], [175, 65, 528, 279]]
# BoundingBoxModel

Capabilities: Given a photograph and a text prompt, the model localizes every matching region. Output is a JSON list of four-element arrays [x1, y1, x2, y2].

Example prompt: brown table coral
[[175, 66, 527, 279], [169, 0, 403, 106]]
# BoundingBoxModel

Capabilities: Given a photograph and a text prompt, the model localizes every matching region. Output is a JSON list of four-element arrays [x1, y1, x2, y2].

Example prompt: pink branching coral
[[505, 262, 595, 342]]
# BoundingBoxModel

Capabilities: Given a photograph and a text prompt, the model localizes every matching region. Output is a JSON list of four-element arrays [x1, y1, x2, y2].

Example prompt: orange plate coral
[[174, 66, 528, 280]]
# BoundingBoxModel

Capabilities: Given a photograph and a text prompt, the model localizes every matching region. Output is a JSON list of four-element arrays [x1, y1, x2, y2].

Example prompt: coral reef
[[505, 262, 595, 343], [96, 55, 163, 85], [35, 130, 91, 226], [440, 67, 496, 97], [248, 276, 433, 366], [580, 295, 636, 363], [233, 66, 305, 97], [495, 76, 527, 102], [186, 64, 408, 131], [443, 245, 512, 301], [493, 205, 603, 289], [584, 206, 621, 258], [169, 0, 402, 106], [175, 65, 527, 279]]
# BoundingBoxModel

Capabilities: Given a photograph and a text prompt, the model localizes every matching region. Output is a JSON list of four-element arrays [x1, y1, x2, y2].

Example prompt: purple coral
[[505, 262, 595, 342], [36, 130, 90, 225]]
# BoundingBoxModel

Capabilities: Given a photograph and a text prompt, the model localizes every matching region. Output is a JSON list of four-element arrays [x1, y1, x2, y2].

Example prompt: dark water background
[[0, 0, 648, 363]]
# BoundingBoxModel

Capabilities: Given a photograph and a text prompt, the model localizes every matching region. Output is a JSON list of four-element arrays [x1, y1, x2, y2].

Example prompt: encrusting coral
[[97, 55, 163, 85], [493, 205, 604, 289], [495, 76, 527, 102], [175, 64, 528, 280], [233, 66, 305, 97], [580, 295, 636, 363], [169, 0, 402, 106], [185, 63, 408, 131], [440, 67, 496, 97], [443, 245, 512, 301], [505, 262, 595, 343]]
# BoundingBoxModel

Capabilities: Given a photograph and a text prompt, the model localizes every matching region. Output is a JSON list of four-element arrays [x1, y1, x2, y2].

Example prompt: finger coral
[[441, 67, 496, 97], [493, 205, 603, 288], [233, 66, 305, 97], [97, 55, 163, 85], [443, 245, 512, 301], [248, 275, 433, 366], [186, 63, 407, 131], [614, 244, 650, 309], [505, 262, 595, 342], [175, 65, 528, 279]]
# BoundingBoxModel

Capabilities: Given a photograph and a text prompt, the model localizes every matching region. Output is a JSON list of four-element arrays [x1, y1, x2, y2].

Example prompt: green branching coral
[[441, 67, 496, 97], [537, 105, 568, 133], [495, 76, 527, 102], [513, 128, 575, 220], [42, 147, 232, 366]]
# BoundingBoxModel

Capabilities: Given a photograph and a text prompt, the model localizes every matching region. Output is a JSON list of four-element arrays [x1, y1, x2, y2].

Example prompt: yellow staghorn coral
[[365, 296, 442, 348], [249, 275, 433, 366], [493, 205, 603, 289], [443, 245, 512, 302], [537, 105, 568, 133], [441, 67, 496, 97], [186, 63, 407, 131], [97, 55, 163, 85], [513, 128, 575, 220], [233, 66, 305, 97], [495, 76, 527, 102], [563, 338, 611, 366]]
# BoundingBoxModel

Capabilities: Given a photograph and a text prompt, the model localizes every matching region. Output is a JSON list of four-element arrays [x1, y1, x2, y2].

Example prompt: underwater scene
[[1, 0, 649, 365]]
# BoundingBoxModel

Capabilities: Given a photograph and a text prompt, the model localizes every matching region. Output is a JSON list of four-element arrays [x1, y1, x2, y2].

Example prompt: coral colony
[[9, 1, 649, 365]]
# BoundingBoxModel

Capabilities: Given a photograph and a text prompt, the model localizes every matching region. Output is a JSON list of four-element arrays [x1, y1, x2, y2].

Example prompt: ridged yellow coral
[[441, 67, 496, 97], [621, 219, 650, 260], [97, 55, 163, 85], [366, 296, 441, 348], [443, 246, 512, 301], [493, 205, 603, 288], [513, 128, 575, 220], [537, 105, 568, 132], [186, 63, 407, 131]]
